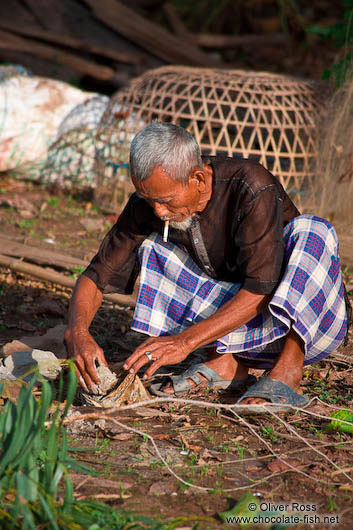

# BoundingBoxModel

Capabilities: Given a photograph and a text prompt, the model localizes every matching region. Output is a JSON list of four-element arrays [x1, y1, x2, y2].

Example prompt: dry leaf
[[338, 483, 353, 491], [246, 465, 263, 472], [180, 433, 201, 451], [0, 379, 27, 402], [111, 432, 134, 441], [70, 474, 132, 490], [80, 367, 151, 408], [200, 448, 223, 461], [267, 458, 303, 473], [135, 408, 170, 418], [77, 493, 131, 500], [152, 433, 171, 441], [149, 481, 174, 496], [331, 466, 353, 476]]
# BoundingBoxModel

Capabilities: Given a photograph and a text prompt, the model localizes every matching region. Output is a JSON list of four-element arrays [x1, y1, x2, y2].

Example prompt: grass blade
[[62, 362, 77, 418], [38, 493, 60, 530]]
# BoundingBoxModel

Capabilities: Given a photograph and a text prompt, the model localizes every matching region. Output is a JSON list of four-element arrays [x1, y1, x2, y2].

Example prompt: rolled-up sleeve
[[82, 195, 154, 294]]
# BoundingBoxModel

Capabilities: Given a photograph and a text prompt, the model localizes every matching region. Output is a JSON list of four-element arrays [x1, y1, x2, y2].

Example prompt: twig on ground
[[75, 493, 131, 500], [64, 395, 353, 492], [267, 409, 353, 483], [228, 408, 326, 485]]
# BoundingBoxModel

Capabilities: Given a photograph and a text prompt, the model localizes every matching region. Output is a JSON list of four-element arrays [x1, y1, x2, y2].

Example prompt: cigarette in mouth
[[163, 220, 169, 242]]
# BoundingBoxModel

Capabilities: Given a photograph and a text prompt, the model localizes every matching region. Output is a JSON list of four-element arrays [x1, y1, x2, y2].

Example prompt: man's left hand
[[123, 335, 191, 379]]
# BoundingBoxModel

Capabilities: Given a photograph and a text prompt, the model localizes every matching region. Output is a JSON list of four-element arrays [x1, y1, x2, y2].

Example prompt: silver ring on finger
[[145, 351, 153, 361]]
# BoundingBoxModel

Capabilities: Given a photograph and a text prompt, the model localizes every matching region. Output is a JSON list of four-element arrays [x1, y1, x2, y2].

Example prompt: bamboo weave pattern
[[95, 66, 325, 212]]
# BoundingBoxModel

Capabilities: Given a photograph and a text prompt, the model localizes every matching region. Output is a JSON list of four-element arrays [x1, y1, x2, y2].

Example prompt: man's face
[[132, 165, 204, 223]]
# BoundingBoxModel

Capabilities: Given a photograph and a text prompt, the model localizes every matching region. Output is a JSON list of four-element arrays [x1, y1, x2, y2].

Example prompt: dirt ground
[[1, 177, 353, 529]]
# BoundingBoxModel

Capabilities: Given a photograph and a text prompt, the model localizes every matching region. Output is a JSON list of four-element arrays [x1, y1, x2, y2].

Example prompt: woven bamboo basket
[[94, 66, 326, 212]]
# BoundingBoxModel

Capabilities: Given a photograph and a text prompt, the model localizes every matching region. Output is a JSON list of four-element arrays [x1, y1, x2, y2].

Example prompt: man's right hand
[[64, 327, 108, 391], [65, 275, 106, 391]]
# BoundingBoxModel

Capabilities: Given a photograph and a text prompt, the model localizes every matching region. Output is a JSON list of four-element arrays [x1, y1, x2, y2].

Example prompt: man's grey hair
[[130, 122, 202, 184]]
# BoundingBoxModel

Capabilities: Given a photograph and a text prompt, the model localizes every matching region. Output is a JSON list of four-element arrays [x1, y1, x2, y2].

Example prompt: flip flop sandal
[[232, 376, 310, 415], [149, 361, 256, 396]]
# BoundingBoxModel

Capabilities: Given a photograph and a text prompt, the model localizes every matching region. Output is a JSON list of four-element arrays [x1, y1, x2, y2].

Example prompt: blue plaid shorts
[[131, 215, 348, 368]]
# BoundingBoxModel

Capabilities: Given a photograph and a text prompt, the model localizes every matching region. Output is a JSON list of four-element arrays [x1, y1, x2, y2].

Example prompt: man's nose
[[153, 202, 170, 218]]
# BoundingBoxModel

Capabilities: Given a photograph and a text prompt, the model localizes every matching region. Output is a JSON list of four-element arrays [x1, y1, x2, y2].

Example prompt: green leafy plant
[[70, 265, 85, 279], [0, 365, 193, 529], [18, 219, 35, 228], [46, 196, 60, 208], [327, 408, 353, 434], [235, 442, 245, 458], [0, 363, 89, 528], [307, 0, 353, 86], [261, 426, 281, 443]]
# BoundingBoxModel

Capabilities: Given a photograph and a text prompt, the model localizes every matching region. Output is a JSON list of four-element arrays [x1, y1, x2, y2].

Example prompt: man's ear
[[189, 168, 206, 190]]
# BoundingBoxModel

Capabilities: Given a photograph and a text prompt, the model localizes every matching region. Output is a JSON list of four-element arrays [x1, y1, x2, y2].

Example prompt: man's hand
[[64, 328, 108, 391], [65, 275, 106, 391], [124, 289, 270, 380], [123, 335, 191, 379]]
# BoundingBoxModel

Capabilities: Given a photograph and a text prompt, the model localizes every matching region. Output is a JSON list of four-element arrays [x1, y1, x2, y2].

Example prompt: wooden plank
[[0, 254, 136, 307], [0, 0, 156, 71], [0, 235, 89, 271], [22, 0, 68, 33], [82, 0, 220, 67], [50, 0, 151, 63], [162, 3, 191, 40], [0, 29, 114, 80], [0, 22, 144, 65], [0, 0, 40, 31], [193, 32, 290, 48]]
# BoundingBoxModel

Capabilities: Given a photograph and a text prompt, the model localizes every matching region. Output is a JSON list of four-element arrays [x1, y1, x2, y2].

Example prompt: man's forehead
[[133, 168, 185, 199]]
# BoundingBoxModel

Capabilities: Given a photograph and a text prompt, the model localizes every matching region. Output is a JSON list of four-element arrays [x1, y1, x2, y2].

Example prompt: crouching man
[[65, 122, 349, 411]]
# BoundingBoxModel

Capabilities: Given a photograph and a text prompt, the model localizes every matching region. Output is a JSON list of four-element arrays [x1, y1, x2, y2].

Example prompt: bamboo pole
[[0, 254, 136, 307], [82, 0, 219, 67], [0, 29, 114, 80], [0, 23, 144, 65], [193, 32, 289, 48]]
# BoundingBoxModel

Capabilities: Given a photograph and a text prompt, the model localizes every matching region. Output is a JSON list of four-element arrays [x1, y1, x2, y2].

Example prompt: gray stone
[[0, 349, 61, 382]]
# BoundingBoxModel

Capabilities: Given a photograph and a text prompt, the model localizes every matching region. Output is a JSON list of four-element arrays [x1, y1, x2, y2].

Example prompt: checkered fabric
[[131, 215, 348, 368]]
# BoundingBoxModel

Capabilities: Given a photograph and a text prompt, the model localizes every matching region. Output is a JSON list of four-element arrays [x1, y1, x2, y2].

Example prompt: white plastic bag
[[0, 69, 94, 173]]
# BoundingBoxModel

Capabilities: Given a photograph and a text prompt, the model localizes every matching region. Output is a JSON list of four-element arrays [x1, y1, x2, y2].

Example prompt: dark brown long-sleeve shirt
[[83, 156, 299, 295]]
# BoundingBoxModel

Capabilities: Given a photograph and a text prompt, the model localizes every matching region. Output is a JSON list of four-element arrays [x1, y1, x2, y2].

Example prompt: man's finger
[[81, 371, 96, 391], [124, 347, 154, 370], [79, 374, 89, 391], [143, 358, 165, 378], [127, 353, 150, 374], [74, 356, 96, 390], [84, 356, 101, 384], [74, 364, 86, 389], [97, 351, 109, 367]]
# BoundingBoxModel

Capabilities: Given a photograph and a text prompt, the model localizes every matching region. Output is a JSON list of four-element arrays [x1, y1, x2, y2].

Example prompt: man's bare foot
[[161, 351, 249, 394]]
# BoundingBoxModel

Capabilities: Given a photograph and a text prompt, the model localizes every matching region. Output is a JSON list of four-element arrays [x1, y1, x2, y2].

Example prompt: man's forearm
[[65, 275, 107, 388], [180, 288, 270, 351], [67, 275, 103, 333]]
